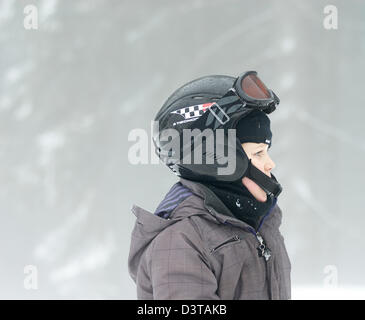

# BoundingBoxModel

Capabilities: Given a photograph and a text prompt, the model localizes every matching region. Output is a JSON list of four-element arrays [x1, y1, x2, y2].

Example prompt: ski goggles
[[234, 71, 279, 109], [206, 71, 280, 127]]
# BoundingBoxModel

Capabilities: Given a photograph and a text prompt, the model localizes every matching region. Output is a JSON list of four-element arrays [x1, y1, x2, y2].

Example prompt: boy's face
[[241, 142, 276, 202]]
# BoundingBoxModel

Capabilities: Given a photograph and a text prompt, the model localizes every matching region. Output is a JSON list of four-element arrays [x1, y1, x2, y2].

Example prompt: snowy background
[[1, 0, 365, 299]]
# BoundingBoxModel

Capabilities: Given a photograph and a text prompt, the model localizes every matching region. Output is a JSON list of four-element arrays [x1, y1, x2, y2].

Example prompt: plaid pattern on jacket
[[128, 178, 291, 300]]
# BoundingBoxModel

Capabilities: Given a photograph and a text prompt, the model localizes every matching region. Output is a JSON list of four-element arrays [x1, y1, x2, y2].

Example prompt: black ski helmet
[[152, 73, 282, 196]]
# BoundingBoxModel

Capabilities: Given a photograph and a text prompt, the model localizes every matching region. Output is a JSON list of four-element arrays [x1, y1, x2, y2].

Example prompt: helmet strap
[[245, 159, 282, 198]]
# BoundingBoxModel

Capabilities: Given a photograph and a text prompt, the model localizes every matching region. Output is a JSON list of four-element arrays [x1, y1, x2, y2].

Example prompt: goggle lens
[[241, 74, 271, 100]]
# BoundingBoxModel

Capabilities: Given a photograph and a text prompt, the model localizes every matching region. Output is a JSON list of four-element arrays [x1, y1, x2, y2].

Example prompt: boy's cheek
[[242, 177, 267, 202]]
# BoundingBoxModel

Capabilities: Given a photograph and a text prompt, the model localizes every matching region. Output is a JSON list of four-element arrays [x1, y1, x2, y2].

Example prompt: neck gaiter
[[202, 179, 275, 231]]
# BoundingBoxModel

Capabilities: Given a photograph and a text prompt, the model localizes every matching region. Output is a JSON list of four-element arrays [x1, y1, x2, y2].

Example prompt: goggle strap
[[206, 89, 244, 129]]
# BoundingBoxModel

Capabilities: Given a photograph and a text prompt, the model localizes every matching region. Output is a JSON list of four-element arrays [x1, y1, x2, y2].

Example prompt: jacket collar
[[179, 177, 282, 232], [179, 178, 233, 217]]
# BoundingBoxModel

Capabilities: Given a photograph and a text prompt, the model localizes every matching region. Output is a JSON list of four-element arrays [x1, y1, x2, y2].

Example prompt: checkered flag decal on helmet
[[171, 103, 215, 120]]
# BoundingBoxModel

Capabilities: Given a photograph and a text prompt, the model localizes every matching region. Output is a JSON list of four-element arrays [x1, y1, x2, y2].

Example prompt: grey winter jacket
[[128, 178, 291, 300]]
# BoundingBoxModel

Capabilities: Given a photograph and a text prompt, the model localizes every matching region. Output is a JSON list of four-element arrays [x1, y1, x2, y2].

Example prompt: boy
[[128, 71, 291, 299]]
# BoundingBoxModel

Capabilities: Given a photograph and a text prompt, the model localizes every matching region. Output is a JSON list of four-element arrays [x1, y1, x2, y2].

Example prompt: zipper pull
[[255, 232, 272, 261], [256, 233, 264, 245]]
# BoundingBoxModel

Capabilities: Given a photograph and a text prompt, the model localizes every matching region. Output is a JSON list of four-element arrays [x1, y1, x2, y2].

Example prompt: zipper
[[254, 231, 272, 261], [254, 198, 275, 261], [210, 235, 240, 253]]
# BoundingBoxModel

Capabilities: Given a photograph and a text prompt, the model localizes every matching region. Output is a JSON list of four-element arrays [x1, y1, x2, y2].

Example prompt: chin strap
[[245, 159, 283, 198]]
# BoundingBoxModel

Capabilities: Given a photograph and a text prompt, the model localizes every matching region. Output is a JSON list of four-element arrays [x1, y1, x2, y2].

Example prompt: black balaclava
[[202, 110, 276, 231]]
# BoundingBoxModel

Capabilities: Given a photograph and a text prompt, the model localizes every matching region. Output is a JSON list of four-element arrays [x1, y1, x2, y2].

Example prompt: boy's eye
[[255, 151, 263, 156]]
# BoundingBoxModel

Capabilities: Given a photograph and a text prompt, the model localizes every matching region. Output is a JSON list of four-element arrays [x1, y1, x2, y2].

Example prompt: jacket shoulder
[[149, 212, 208, 257], [143, 212, 219, 299]]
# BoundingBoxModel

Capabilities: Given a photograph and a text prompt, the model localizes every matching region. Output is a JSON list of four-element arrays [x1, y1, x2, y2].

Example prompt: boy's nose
[[265, 156, 276, 174]]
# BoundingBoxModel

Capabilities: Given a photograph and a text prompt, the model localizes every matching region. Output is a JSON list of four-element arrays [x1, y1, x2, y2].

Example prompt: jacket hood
[[128, 179, 207, 282], [128, 178, 282, 283]]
